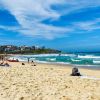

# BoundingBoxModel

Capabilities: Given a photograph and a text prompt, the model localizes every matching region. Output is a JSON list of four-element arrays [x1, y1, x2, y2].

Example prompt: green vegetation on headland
[[0, 45, 61, 54]]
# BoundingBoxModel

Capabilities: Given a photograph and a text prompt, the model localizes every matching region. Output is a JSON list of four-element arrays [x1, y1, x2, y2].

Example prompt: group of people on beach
[[0, 55, 10, 67], [27, 57, 81, 76], [0, 55, 82, 76], [0, 62, 10, 67], [21, 57, 36, 66], [0, 57, 10, 67]]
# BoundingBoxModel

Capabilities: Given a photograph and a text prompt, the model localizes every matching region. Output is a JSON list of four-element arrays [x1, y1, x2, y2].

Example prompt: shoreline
[[4, 53, 100, 70], [1, 61, 100, 78], [7, 61, 100, 78], [18, 60, 100, 70]]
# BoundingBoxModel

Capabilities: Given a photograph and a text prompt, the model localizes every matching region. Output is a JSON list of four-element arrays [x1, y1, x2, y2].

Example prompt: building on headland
[[20, 45, 28, 51], [31, 46, 36, 50], [0, 45, 18, 52], [0, 45, 61, 54]]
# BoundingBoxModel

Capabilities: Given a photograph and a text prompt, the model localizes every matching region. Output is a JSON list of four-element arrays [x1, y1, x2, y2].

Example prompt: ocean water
[[9, 53, 100, 69]]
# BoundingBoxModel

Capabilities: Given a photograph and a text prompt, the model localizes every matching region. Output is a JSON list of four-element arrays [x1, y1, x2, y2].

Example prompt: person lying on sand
[[0, 63, 5, 66], [71, 67, 81, 76], [0, 62, 10, 67]]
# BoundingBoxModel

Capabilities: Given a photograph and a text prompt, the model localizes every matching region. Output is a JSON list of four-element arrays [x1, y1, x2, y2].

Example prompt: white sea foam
[[22, 54, 59, 57], [78, 55, 100, 59], [61, 54, 76, 57], [74, 64, 100, 67], [8, 56, 27, 62], [71, 58, 81, 62], [35, 61, 71, 65], [81, 76, 100, 80], [9, 54, 76, 60], [93, 60, 100, 64], [55, 62, 71, 64], [46, 58, 56, 61]]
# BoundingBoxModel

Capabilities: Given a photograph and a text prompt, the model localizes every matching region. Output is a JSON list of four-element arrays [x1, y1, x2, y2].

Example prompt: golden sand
[[0, 62, 100, 100]]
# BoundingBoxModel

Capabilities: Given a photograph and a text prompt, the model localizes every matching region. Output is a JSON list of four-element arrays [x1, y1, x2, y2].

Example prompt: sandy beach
[[0, 62, 100, 100]]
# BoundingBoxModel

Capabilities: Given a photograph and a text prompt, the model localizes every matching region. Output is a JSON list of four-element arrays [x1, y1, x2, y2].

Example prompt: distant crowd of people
[[22, 58, 36, 66]]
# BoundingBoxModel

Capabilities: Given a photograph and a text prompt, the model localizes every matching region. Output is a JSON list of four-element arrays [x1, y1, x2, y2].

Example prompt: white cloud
[[0, 0, 100, 39], [0, 25, 20, 32], [73, 18, 100, 31], [0, 0, 73, 39]]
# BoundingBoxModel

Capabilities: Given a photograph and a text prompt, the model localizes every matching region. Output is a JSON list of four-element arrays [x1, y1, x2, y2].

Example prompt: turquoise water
[[9, 53, 100, 68]]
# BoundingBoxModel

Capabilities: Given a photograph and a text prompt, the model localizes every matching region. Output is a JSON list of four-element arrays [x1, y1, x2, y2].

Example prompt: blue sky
[[0, 0, 100, 52]]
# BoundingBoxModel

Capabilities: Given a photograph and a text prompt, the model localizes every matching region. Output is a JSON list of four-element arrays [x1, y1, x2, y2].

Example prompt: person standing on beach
[[28, 58, 30, 63], [2, 56, 4, 61]]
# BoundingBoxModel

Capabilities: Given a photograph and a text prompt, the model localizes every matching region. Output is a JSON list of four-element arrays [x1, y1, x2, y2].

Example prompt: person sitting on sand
[[31, 60, 36, 66], [16, 59, 19, 62], [71, 67, 81, 76], [31, 60, 34, 64], [22, 63, 25, 65]]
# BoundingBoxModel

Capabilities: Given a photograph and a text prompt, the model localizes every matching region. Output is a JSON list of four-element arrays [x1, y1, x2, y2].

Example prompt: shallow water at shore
[[8, 53, 100, 69]]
